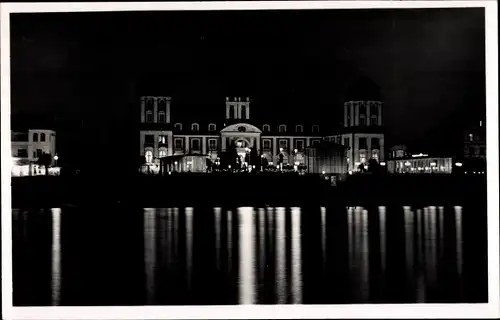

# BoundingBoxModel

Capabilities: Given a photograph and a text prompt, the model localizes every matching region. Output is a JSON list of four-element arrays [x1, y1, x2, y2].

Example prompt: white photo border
[[1, 1, 498, 319]]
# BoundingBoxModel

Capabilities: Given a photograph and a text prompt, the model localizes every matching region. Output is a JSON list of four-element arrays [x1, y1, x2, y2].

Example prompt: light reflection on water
[[12, 205, 484, 306]]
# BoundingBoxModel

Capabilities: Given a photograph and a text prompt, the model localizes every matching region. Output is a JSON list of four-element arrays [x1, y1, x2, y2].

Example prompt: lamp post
[[54, 155, 59, 167]]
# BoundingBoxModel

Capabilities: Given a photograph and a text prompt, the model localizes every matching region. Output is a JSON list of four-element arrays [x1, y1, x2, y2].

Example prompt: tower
[[140, 96, 171, 124], [341, 75, 385, 171], [225, 97, 250, 121]]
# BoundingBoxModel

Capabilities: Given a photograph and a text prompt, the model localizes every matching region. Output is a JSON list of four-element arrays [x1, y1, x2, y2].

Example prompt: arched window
[[312, 125, 319, 133], [174, 123, 182, 131], [208, 123, 216, 132], [158, 111, 166, 123], [230, 106, 236, 119], [296, 125, 303, 133], [145, 150, 153, 163], [159, 149, 167, 158], [279, 124, 287, 133], [33, 133, 38, 142], [241, 106, 247, 119], [40, 133, 46, 142], [191, 123, 199, 131], [263, 124, 270, 132]]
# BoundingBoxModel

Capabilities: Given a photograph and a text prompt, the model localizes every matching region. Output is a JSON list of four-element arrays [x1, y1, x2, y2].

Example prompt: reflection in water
[[214, 207, 221, 271], [158, 209, 168, 267], [378, 206, 387, 275], [167, 208, 173, 266], [360, 209, 370, 302], [275, 207, 287, 304], [227, 210, 233, 272], [291, 207, 303, 304], [454, 206, 463, 278], [428, 207, 437, 291], [403, 206, 414, 293], [415, 209, 425, 302], [258, 208, 266, 287], [173, 208, 179, 262], [438, 206, 444, 259], [144, 208, 157, 304], [238, 207, 256, 304], [51, 208, 62, 306], [185, 207, 193, 289], [353, 207, 362, 298], [347, 207, 354, 282], [320, 207, 327, 272]]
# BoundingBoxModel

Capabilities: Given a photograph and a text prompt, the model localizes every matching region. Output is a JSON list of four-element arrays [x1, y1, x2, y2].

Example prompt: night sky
[[10, 7, 485, 167]]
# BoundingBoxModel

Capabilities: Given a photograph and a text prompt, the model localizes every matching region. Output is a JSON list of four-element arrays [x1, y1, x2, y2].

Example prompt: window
[[146, 111, 153, 123], [360, 117, 366, 126], [229, 106, 236, 119], [372, 152, 379, 160], [159, 150, 167, 158], [279, 125, 287, 133], [191, 123, 199, 132], [40, 133, 46, 142], [371, 115, 378, 125], [343, 137, 349, 146], [175, 138, 184, 150], [359, 137, 368, 150], [36, 149, 43, 158], [174, 123, 182, 131], [158, 135, 167, 144], [263, 139, 271, 150], [158, 111, 166, 123], [296, 125, 303, 133], [312, 125, 319, 133], [279, 139, 288, 150], [311, 139, 320, 146], [469, 147, 475, 156], [263, 124, 270, 132], [208, 139, 217, 150], [17, 149, 28, 158], [145, 150, 153, 163], [360, 152, 366, 164], [33, 133, 39, 142], [191, 138, 201, 151], [371, 138, 380, 149], [145, 135, 154, 144], [208, 123, 216, 132], [241, 106, 247, 119], [295, 139, 304, 151], [359, 103, 366, 116]]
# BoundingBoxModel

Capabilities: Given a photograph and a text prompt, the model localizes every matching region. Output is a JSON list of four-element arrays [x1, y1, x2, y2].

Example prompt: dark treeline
[[11, 173, 486, 208]]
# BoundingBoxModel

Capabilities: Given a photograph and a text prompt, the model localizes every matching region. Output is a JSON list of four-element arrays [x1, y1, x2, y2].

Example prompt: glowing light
[[348, 170, 353, 175], [294, 161, 299, 166], [405, 161, 411, 166], [322, 171, 326, 174], [355, 162, 361, 166], [294, 149, 298, 153], [430, 162, 437, 167], [228, 165, 232, 169], [380, 162, 386, 166], [53, 155, 59, 161], [276, 165, 280, 169], [279, 147, 283, 152], [455, 162, 463, 167], [412, 153, 428, 158]]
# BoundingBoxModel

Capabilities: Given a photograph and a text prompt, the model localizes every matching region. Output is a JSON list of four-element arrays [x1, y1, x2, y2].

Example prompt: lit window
[[279, 125, 287, 133], [146, 111, 153, 123], [40, 133, 46, 142], [208, 123, 216, 132], [208, 139, 217, 150], [263, 124, 270, 132], [158, 135, 167, 144], [360, 153, 366, 163], [159, 150, 167, 158], [296, 125, 303, 133], [33, 133, 38, 142], [263, 139, 271, 150], [372, 152, 379, 160], [312, 125, 319, 133], [174, 123, 182, 131], [279, 139, 288, 150], [191, 123, 199, 131], [145, 150, 153, 163], [158, 111, 166, 123]]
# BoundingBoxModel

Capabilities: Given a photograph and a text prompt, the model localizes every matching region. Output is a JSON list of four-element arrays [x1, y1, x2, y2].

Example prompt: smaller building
[[304, 141, 349, 175], [463, 120, 486, 159], [387, 154, 454, 174], [11, 129, 58, 177], [160, 154, 208, 174]]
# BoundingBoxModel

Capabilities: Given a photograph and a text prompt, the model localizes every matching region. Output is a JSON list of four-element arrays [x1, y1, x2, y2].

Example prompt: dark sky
[[10, 8, 485, 165]]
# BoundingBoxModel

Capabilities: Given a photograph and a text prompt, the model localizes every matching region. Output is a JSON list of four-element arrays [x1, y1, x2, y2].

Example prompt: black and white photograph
[[1, 1, 499, 319]]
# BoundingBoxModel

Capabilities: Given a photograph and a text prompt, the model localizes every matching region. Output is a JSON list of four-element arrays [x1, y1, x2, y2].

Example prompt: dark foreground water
[[12, 205, 488, 306]]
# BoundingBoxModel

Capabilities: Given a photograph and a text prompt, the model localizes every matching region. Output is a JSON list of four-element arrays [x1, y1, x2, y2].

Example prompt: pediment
[[220, 123, 262, 134]]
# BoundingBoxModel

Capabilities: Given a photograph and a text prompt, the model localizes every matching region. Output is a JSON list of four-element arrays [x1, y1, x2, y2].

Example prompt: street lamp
[[54, 155, 59, 166]]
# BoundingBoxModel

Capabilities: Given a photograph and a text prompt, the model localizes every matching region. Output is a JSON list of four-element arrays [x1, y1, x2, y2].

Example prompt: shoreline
[[11, 173, 486, 208]]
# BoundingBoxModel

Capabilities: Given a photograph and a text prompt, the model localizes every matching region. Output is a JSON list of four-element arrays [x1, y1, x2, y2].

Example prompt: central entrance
[[220, 123, 262, 169]]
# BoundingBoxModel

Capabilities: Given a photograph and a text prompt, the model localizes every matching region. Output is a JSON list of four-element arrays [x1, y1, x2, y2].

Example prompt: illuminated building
[[11, 129, 58, 176], [139, 76, 385, 173], [387, 152, 454, 174], [463, 120, 486, 159]]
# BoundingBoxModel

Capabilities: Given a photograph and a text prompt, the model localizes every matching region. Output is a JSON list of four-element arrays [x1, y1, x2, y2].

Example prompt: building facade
[[11, 129, 57, 165], [387, 154, 454, 174], [139, 79, 385, 173], [463, 120, 486, 159]]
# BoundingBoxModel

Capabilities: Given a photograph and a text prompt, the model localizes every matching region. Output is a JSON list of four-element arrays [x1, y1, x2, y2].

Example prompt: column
[[273, 138, 278, 163], [141, 97, 146, 123], [221, 135, 227, 151], [378, 103, 382, 126], [153, 97, 158, 123], [367, 137, 372, 159], [154, 133, 159, 157], [306, 137, 310, 147], [226, 105, 230, 119], [367, 102, 371, 126], [202, 137, 207, 155], [247, 104, 250, 119], [166, 99, 171, 123], [167, 133, 173, 156], [237, 104, 242, 119], [344, 103, 348, 127], [350, 103, 354, 126], [355, 102, 359, 126], [184, 136, 189, 154], [256, 136, 261, 153]]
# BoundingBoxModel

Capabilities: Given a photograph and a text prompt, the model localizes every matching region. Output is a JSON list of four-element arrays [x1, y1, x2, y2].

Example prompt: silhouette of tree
[[358, 163, 366, 173], [227, 141, 239, 169], [367, 158, 381, 174], [36, 152, 52, 176], [250, 146, 259, 169]]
